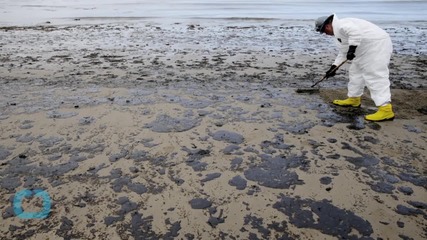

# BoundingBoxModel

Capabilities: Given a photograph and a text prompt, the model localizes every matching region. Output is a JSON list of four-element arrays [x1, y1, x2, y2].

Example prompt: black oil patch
[[316, 111, 347, 127], [117, 197, 139, 215], [183, 147, 210, 172], [47, 110, 78, 119], [23, 176, 41, 188], [168, 170, 185, 186], [230, 157, 243, 170], [277, 120, 315, 134], [16, 133, 35, 143], [395, 205, 424, 217], [397, 221, 405, 228], [267, 221, 289, 235], [180, 98, 213, 109], [243, 214, 271, 239], [104, 197, 139, 226], [189, 198, 212, 209], [109, 169, 148, 195], [78, 143, 105, 155], [72, 191, 97, 208], [320, 176, 332, 185], [366, 122, 381, 131], [127, 213, 160, 239], [244, 146, 259, 154], [403, 124, 422, 133], [316, 105, 377, 130], [208, 209, 226, 228], [382, 157, 399, 167], [229, 175, 247, 190], [48, 152, 62, 161], [109, 149, 128, 162], [145, 114, 200, 133], [69, 154, 87, 162], [222, 144, 242, 155], [163, 219, 182, 239], [363, 136, 380, 144], [19, 120, 34, 129], [0, 146, 12, 160], [407, 201, 427, 210], [8, 229, 37, 240], [398, 172, 427, 188], [398, 186, 414, 195], [326, 153, 341, 160], [362, 167, 400, 184], [37, 135, 64, 147], [211, 130, 244, 144], [0, 154, 80, 190], [369, 182, 395, 194], [260, 133, 295, 153], [345, 155, 380, 168], [111, 177, 148, 195], [346, 116, 365, 130], [247, 185, 261, 196], [79, 116, 95, 125], [244, 154, 307, 189], [2, 206, 15, 219], [273, 195, 373, 239], [130, 150, 149, 162], [342, 142, 379, 168], [36, 161, 79, 179], [0, 176, 22, 191], [141, 138, 159, 148], [201, 173, 221, 183], [56, 216, 83, 239], [87, 163, 108, 175], [105, 216, 125, 227], [384, 174, 400, 184]]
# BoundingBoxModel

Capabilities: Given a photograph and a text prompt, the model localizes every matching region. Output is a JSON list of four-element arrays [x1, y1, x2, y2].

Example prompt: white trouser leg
[[364, 68, 391, 106], [362, 38, 392, 106], [347, 63, 365, 98]]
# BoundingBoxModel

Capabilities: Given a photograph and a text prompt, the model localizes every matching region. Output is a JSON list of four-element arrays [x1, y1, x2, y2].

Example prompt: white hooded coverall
[[332, 15, 393, 106]]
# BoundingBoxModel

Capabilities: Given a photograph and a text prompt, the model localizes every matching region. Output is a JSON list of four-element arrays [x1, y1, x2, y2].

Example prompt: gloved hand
[[347, 45, 357, 60], [325, 65, 337, 78]]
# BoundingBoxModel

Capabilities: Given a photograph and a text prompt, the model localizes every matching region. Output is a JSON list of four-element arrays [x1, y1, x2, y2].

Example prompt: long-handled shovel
[[296, 59, 348, 94]]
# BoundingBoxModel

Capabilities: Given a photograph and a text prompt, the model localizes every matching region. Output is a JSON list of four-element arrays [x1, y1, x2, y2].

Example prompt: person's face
[[323, 23, 334, 36]]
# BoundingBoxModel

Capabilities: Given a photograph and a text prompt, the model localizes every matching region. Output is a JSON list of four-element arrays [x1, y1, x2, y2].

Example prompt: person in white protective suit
[[315, 14, 395, 121]]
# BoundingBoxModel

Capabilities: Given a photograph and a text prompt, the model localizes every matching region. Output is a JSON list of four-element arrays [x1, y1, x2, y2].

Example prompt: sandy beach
[[0, 19, 426, 240]]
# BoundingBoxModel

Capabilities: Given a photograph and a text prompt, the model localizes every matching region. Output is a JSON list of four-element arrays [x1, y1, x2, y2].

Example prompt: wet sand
[[0, 20, 426, 240]]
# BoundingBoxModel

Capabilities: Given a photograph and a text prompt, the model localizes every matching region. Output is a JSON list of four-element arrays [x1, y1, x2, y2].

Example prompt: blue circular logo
[[13, 189, 51, 219]]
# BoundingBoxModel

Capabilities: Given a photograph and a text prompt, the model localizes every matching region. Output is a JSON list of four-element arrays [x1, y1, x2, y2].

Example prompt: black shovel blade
[[295, 88, 320, 94]]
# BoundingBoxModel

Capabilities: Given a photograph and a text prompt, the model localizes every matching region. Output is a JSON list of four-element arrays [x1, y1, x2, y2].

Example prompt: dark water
[[0, 0, 426, 26]]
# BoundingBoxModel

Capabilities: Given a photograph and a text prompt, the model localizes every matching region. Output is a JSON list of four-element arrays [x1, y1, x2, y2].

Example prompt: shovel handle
[[310, 60, 348, 88]]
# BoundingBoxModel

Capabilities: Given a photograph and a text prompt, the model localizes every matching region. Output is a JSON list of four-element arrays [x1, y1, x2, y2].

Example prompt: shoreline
[[1, 17, 427, 28], [1, 0, 426, 27]]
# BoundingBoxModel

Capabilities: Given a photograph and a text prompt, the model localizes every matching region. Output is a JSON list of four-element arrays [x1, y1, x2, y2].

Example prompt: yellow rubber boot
[[332, 97, 361, 107], [365, 104, 395, 122]]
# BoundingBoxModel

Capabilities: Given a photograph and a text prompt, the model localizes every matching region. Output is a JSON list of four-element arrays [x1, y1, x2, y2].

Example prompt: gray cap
[[315, 14, 334, 33]]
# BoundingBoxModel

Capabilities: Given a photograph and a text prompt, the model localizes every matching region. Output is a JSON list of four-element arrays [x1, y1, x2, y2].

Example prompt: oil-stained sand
[[0, 20, 426, 239]]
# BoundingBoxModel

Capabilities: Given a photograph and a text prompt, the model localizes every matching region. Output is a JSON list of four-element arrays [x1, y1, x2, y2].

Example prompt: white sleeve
[[333, 39, 348, 66], [340, 21, 362, 46]]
